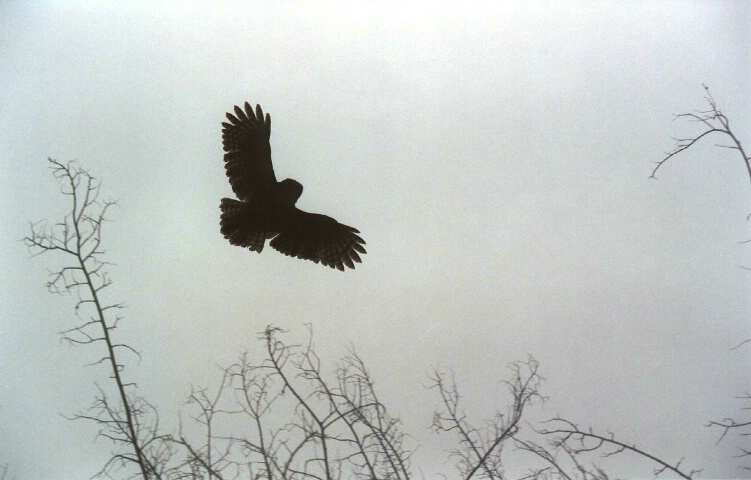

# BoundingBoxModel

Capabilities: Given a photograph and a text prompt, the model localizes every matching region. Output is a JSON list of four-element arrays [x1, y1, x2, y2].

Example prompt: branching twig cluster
[[707, 394, 751, 471], [706, 341, 751, 471], [705, 342, 751, 471], [428, 357, 544, 479], [171, 326, 412, 479], [651, 84, 751, 201]]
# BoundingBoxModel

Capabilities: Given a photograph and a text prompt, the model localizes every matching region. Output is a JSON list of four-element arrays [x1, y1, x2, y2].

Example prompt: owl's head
[[278, 178, 303, 205]]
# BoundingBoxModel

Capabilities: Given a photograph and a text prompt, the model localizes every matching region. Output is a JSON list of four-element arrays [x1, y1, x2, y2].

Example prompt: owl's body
[[219, 103, 366, 270]]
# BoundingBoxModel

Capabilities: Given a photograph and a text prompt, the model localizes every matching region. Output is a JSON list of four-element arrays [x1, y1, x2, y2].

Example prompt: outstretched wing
[[222, 103, 276, 201], [270, 210, 367, 271]]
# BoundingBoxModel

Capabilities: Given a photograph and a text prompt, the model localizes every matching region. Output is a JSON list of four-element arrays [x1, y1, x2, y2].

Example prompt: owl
[[220, 103, 366, 271]]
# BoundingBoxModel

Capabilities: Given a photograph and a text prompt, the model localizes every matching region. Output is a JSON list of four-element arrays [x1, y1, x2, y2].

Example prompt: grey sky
[[1, 1, 749, 478]]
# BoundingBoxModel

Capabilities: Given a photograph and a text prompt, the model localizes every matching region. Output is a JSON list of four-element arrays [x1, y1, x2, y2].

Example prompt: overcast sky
[[1, 1, 750, 479]]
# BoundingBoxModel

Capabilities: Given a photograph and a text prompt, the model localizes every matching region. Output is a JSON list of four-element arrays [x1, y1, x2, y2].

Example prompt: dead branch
[[538, 418, 699, 479], [651, 85, 751, 196]]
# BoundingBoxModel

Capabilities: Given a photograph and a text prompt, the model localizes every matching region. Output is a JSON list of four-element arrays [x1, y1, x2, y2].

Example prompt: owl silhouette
[[220, 103, 366, 270]]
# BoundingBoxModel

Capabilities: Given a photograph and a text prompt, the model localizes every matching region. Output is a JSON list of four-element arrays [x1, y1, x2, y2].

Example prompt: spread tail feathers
[[219, 198, 267, 252]]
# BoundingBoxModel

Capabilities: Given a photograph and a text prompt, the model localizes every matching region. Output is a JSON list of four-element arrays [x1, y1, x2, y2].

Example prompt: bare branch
[[539, 417, 699, 479], [651, 85, 751, 211]]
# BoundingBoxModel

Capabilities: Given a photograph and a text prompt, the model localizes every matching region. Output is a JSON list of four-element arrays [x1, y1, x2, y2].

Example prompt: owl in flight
[[219, 102, 366, 270]]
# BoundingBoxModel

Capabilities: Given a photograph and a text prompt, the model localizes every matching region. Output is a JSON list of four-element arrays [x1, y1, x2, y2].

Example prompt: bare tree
[[428, 357, 544, 479], [25, 158, 164, 479], [169, 371, 235, 479], [171, 325, 412, 479], [426, 356, 707, 480]]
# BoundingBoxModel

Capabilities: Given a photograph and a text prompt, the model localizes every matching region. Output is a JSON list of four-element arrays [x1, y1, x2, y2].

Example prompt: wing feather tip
[[234, 105, 247, 120]]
